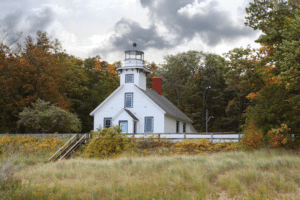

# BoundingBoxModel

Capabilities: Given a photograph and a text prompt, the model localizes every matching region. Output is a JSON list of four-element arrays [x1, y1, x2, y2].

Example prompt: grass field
[[1, 135, 300, 199], [1, 149, 300, 199]]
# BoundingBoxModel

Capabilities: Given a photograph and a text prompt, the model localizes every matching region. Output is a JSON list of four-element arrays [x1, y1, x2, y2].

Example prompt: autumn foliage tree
[[233, 0, 300, 148], [0, 31, 119, 133], [0, 31, 70, 132]]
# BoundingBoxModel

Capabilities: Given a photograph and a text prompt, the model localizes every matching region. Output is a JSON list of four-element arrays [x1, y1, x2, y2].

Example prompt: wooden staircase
[[48, 133, 90, 162]]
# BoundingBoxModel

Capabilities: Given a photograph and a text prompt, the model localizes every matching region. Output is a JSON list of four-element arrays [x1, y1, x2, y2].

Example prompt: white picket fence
[[1, 132, 243, 142], [127, 132, 243, 142]]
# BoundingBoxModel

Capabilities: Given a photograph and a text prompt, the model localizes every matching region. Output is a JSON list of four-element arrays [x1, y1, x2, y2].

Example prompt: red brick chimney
[[152, 77, 162, 95]]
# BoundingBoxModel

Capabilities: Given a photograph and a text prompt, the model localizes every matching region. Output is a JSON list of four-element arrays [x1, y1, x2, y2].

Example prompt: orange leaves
[[267, 124, 291, 149], [257, 66, 282, 87], [246, 92, 257, 100], [107, 64, 118, 75], [241, 121, 265, 150], [94, 60, 103, 71], [19, 58, 27, 64], [0, 32, 72, 131]]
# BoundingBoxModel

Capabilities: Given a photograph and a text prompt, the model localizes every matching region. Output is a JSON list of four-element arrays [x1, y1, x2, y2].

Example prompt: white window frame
[[144, 117, 154, 133], [104, 118, 112, 128], [125, 74, 134, 83], [124, 93, 133, 108], [119, 120, 128, 133]]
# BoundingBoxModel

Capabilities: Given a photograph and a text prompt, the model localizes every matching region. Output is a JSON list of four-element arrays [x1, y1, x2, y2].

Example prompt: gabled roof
[[124, 109, 139, 121], [113, 108, 139, 121], [135, 85, 193, 123], [90, 85, 124, 116]]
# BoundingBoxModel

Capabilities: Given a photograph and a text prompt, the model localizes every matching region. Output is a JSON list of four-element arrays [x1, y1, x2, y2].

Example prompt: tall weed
[[0, 156, 22, 198]]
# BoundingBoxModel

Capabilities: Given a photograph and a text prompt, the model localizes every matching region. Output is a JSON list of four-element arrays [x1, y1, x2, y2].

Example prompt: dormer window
[[124, 93, 133, 108], [125, 74, 134, 83]]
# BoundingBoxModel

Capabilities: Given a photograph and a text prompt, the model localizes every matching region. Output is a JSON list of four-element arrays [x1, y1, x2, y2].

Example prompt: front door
[[119, 121, 128, 133], [133, 121, 137, 134]]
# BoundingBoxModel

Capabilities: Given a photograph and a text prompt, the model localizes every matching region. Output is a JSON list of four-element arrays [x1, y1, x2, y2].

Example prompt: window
[[183, 123, 186, 133], [124, 93, 133, 108], [176, 121, 180, 133], [104, 118, 112, 128], [119, 121, 128, 133], [125, 74, 134, 83], [144, 117, 153, 133]]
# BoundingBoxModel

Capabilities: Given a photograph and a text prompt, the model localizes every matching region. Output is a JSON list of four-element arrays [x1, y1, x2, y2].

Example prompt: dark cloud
[[92, 18, 173, 57], [0, 5, 55, 47], [26, 7, 54, 35], [92, 0, 256, 57], [1, 11, 23, 45]]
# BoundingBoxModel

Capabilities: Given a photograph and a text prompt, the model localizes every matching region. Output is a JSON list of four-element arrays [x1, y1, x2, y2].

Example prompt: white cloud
[[178, 0, 219, 17], [0, 0, 261, 64]]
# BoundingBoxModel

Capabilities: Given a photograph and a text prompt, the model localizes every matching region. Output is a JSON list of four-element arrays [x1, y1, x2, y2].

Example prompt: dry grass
[[7, 149, 300, 199]]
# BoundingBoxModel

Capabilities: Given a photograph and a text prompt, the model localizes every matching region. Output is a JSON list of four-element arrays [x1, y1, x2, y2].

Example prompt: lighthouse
[[117, 43, 151, 91], [90, 43, 195, 134]]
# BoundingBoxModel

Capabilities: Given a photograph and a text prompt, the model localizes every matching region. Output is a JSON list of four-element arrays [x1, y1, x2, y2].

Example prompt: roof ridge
[[136, 85, 193, 123]]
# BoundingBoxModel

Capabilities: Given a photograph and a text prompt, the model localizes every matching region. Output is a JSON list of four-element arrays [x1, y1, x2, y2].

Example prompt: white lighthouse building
[[90, 44, 196, 133]]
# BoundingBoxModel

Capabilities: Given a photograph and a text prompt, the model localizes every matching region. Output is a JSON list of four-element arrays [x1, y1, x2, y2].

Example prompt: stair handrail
[[48, 133, 78, 162], [58, 134, 87, 161]]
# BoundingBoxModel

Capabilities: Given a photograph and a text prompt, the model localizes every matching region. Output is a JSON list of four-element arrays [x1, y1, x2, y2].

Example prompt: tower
[[117, 43, 151, 90]]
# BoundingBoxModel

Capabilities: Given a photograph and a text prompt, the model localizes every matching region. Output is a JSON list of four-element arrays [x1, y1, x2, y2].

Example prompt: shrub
[[241, 121, 265, 150], [18, 98, 82, 133], [170, 138, 240, 154], [0, 135, 66, 159], [266, 123, 300, 149], [0, 145, 3, 157], [136, 134, 174, 149], [84, 126, 134, 158]]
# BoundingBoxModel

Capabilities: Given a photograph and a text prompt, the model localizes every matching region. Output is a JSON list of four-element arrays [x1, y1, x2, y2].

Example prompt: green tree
[[158, 51, 232, 132], [146, 61, 159, 88], [238, 0, 300, 142], [58, 55, 119, 132], [224, 47, 254, 133], [18, 98, 81, 133]]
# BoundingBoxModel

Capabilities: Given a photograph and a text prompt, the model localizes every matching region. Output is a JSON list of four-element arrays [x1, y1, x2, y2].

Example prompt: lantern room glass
[[125, 50, 144, 60]]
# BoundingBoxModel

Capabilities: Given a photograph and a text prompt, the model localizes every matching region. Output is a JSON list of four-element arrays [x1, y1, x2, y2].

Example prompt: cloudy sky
[[0, 0, 261, 64]]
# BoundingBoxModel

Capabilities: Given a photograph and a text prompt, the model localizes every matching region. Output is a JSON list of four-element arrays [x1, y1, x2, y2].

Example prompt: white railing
[[48, 133, 79, 162], [58, 134, 88, 161], [126, 132, 243, 142]]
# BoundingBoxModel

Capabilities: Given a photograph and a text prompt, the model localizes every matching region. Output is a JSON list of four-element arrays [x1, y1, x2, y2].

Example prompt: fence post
[[238, 132, 241, 142], [211, 132, 213, 142], [184, 133, 186, 139], [158, 134, 160, 142]]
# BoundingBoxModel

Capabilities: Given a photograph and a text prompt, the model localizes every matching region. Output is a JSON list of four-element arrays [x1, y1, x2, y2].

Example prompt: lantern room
[[125, 43, 144, 60], [123, 43, 145, 67], [117, 43, 151, 91]]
